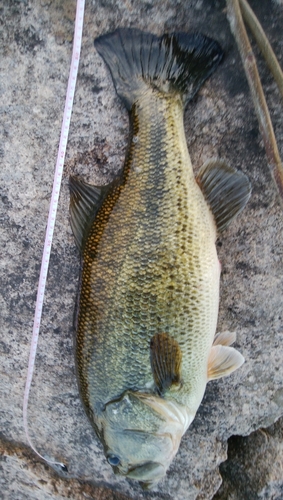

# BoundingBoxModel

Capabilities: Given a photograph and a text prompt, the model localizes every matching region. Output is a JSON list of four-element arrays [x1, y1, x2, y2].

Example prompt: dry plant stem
[[240, 0, 283, 100], [226, 0, 283, 204]]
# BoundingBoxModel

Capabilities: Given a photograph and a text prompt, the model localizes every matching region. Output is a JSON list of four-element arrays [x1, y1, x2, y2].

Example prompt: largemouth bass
[[69, 28, 251, 488]]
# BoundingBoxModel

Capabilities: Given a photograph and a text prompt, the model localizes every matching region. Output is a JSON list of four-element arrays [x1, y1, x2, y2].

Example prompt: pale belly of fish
[[69, 28, 251, 488]]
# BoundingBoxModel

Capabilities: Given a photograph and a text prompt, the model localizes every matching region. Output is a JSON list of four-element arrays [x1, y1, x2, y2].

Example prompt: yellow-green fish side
[[77, 89, 220, 419]]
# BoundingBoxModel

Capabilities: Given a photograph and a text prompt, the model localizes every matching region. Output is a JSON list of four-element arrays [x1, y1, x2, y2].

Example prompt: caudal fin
[[94, 28, 223, 110]]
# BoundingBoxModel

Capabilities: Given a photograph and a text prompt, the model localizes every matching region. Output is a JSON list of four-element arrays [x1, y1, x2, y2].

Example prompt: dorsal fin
[[207, 345, 245, 381], [69, 176, 108, 252], [150, 333, 182, 394], [196, 159, 251, 232]]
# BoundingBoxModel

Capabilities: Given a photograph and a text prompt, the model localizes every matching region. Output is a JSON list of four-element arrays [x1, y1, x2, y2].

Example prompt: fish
[[69, 28, 251, 489]]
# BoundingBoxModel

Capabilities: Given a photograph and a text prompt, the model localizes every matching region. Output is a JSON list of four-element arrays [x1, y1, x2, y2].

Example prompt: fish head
[[100, 390, 193, 488]]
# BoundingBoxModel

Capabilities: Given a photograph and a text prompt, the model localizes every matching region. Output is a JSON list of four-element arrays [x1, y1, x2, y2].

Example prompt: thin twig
[[226, 0, 283, 205], [240, 0, 283, 100]]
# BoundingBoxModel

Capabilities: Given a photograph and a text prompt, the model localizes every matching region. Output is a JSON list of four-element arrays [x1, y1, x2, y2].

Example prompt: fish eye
[[107, 454, 120, 466]]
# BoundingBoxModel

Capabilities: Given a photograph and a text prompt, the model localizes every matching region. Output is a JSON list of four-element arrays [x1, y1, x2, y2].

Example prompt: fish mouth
[[126, 461, 166, 487]]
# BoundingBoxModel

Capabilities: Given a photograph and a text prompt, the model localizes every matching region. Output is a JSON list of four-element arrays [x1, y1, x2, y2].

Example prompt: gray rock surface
[[0, 0, 282, 499], [214, 416, 283, 500]]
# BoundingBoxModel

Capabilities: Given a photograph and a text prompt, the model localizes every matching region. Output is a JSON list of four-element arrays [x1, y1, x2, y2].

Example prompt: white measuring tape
[[23, 0, 85, 471]]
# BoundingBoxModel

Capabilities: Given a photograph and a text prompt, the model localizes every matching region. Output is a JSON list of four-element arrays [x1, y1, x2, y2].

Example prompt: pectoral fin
[[208, 345, 245, 380], [196, 159, 251, 232], [150, 333, 182, 393]]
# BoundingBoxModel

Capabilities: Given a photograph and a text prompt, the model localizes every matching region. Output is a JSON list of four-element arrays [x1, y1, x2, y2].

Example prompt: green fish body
[[69, 29, 251, 488]]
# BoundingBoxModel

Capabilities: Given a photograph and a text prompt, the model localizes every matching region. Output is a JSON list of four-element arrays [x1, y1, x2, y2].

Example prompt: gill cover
[[100, 391, 189, 488]]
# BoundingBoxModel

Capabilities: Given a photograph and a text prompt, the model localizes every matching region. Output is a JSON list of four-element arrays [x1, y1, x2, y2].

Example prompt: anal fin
[[150, 333, 182, 394], [196, 159, 251, 232]]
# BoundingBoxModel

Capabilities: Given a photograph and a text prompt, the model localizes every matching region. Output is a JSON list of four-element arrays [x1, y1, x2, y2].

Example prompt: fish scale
[[76, 88, 219, 414]]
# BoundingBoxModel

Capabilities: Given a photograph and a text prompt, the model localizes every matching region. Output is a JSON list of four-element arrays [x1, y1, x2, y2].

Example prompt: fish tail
[[94, 28, 223, 110]]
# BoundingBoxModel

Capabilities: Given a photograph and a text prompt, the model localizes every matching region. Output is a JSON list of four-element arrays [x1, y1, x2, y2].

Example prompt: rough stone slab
[[1, 0, 283, 499], [214, 416, 283, 500], [0, 433, 132, 500]]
